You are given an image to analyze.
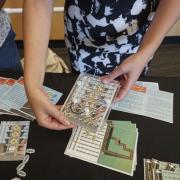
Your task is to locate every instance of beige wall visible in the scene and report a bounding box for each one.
[4,0,65,40]
[4,0,180,40]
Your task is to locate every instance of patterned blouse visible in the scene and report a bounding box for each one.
[64,0,159,75]
[0,10,11,48]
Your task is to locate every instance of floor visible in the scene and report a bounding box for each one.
[147,44,180,77]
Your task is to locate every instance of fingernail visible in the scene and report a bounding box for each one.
[65,121,71,126]
[114,97,120,102]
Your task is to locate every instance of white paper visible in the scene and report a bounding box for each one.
[145,91,173,123]
[65,125,107,163]
[136,81,159,91]
[112,82,173,123]
[65,121,138,176]
[0,78,17,115]
[0,77,63,120]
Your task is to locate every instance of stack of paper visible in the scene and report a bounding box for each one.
[0,76,63,120]
[112,81,174,123]
[0,121,30,161]
[65,120,138,176]
[144,158,180,180]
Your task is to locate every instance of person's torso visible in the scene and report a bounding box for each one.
[64,0,159,75]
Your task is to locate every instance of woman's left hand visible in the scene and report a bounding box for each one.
[101,52,149,101]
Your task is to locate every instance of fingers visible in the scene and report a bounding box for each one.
[28,87,73,131]
[101,66,125,83]
[39,116,74,130]
[115,74,137,101]
[100,65,130,101]
[115,83,130,101]
[47,103,71,126]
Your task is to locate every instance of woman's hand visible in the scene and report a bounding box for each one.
[101,52,148,101]
[26,86,74,130]
[101,0,180,102]
[23,0,69,130]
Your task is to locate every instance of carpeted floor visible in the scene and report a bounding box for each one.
[147,44,180,77]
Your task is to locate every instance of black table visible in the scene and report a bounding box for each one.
[0,72,180,180]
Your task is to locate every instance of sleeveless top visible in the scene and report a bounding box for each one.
[64,0,159,75]
[0,10,20,69]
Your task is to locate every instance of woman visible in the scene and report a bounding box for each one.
[23,0,180,130]
[0,0,22,72]
[64,0,157,75]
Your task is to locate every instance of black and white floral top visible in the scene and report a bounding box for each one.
[0,10,11,48]
[64,0,159,75]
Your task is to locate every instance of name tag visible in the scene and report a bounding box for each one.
[127,19,139,36]
[148,12,155,21]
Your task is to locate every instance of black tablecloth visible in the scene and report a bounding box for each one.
[0,72,180,180]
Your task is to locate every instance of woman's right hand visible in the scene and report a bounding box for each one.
[23,0,73,130]
[27,86,74,130]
